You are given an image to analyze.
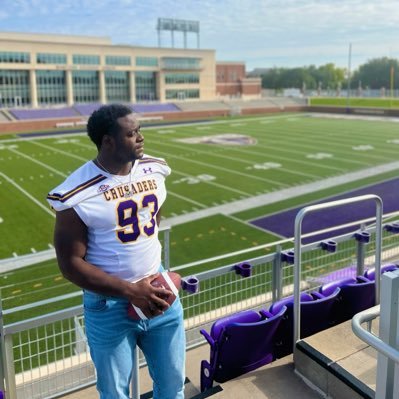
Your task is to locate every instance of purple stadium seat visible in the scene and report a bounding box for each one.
[269,288,341,359]
[132,103,181,113]
[268,292,314,313]
[318,277,357,296]
[364,263,399,280]
[199,306,286,392]
[74,103,103,116]
[10,107,78,120]
[319,276,375,324]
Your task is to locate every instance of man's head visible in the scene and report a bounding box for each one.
[87,103,133,150]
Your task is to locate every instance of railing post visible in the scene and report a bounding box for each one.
[4,335,17,399]
[272,245,283,303]
[131,347,140,399]
[356,224,367,276]
[0,297,6,396]
[375,270,399,399]
[162,227,171,271]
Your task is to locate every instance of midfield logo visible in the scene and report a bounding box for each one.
[178,134,256,146]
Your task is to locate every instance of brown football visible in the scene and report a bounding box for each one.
[127,271,181,320]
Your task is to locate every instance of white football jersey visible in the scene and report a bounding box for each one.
[47,154,171,282]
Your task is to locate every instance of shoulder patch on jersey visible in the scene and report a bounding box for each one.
[138,157,167,166]
[47,174,107,203]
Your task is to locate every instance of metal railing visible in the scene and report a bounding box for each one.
[2,206,399,398]
[352,269,399,399]
[293,194,383,346]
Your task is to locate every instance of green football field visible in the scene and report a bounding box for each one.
[1,112,399,313]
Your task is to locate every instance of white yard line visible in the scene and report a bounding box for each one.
[167,191,207,208]
[150,148,289,187]
[223,213,282,236]
[0,172,55,217]
[172,169,249,197]
[31,140,89,162]
[254,139,371,166]
[146,139,321,180]
[8,148,67,177]
[224,144,346,172]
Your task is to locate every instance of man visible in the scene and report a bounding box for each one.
[47,104,185,399]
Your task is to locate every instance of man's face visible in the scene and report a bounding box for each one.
[113,113,144,162]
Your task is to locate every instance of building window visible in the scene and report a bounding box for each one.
[37,53,67,64]
[161,57,201,70]
[105,55,131,66]
[73,54,100,65]
[36,70,66,105]
[72,71,99,103]
[165,89,199,100]
[135,72,157,101]
[0,70,30,107]
[105,71,130,102]
[164,73,199,84]
[0,52,30,63]
[136,57,158,67]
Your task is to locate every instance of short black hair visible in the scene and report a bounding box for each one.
[87,103,133,149]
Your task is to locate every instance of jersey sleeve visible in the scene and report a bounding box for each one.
[46,164,108,212]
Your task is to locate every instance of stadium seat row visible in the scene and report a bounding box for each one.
[199,263,399,392]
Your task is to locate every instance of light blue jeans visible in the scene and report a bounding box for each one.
[83,286,185,399]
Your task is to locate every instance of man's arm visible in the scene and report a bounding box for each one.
[54,208,170,317]
[156,206,162,227]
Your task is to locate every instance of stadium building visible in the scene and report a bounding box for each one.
[0,31,260,109]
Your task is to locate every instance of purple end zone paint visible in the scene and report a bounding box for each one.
[250,177,399,243]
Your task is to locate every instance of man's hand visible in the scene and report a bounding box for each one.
[127,273,173,318]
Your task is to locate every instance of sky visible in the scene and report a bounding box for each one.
[0,0,399,71]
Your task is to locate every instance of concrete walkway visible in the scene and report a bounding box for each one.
[60,344,321,399]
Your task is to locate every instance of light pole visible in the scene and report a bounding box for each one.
[346,43,352,112]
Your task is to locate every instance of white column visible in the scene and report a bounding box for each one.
[99,70,106,104]
[157,72,165,102]
[29,70,38,108]
[66,70,73,106]
[129,71,136,103]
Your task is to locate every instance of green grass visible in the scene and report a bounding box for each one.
[310,97,399,108]
[2,112,399,313]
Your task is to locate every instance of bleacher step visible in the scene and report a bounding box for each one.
[294,319,378,399]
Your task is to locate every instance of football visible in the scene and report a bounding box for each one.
[127,271,181,320]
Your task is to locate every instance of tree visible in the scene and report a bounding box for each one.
[351,57,399,90]
[260,64,345,90]
[314,63,345,90]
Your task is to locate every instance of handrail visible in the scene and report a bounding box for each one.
[293,194,383,346]
[352,305,399,364]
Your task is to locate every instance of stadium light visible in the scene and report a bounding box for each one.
[157,18,200,49]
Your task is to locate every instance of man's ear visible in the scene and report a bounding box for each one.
[101,134,114,149]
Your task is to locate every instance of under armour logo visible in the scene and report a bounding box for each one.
[143,167,152,174]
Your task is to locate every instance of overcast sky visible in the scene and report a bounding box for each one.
[1,0,398,70]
